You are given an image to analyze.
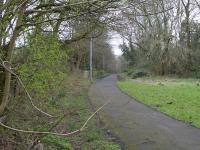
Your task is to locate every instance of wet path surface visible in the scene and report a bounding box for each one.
[89,75,200,150]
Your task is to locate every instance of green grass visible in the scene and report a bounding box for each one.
[118,77,200,127]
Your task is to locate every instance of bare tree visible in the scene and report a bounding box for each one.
[0,0,118,115]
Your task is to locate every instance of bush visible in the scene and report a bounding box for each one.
[132,71,149,79]
[117,74,125,81]
[17,33,68,100]
[124,68,149,79]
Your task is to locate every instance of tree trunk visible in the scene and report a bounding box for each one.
[0,71,5,104]
[185,9,191,49]
[0,64,11,115]
[181,0,192,73]
[0,8,24,116]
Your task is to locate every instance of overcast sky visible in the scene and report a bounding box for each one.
[108,31,123,56]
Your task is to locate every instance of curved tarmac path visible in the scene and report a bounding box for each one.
[89,75,200,150]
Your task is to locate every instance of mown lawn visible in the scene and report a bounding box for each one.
[118,77,200,128]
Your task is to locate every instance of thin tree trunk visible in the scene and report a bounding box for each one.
[0,9,24,116]
[181,0,191,72]
[0,66,5,101]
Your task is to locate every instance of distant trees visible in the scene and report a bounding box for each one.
[118,0,200,76]
[120,37,137,67]
[67,28,116,74]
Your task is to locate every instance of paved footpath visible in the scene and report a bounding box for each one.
[89,75,200,150]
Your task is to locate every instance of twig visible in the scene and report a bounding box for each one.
[80,100,110,131]
[0,122,80,136]
[0,100,110,136]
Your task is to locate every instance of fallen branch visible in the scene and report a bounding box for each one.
[0,122,80,136]
[0,100,110,136]
[80,100,110,131]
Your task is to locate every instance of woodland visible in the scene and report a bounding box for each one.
[0,0,200,149]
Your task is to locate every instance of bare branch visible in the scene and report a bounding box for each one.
[0,59,54,117]
[194,0,200,10]
[0,100,110,136]
[80,100,110,131]
[122,7,174,17]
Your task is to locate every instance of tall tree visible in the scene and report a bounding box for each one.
[0,0,118,115]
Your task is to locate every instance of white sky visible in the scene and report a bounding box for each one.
[108,32,123,56]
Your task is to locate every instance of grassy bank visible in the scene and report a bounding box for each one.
[0,75,120,149]
[118,77,200,128]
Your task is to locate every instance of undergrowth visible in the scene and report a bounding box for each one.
[0,75,120,149]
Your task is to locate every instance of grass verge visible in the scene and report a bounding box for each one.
[0,75,120,150]
[118,77,200,128]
